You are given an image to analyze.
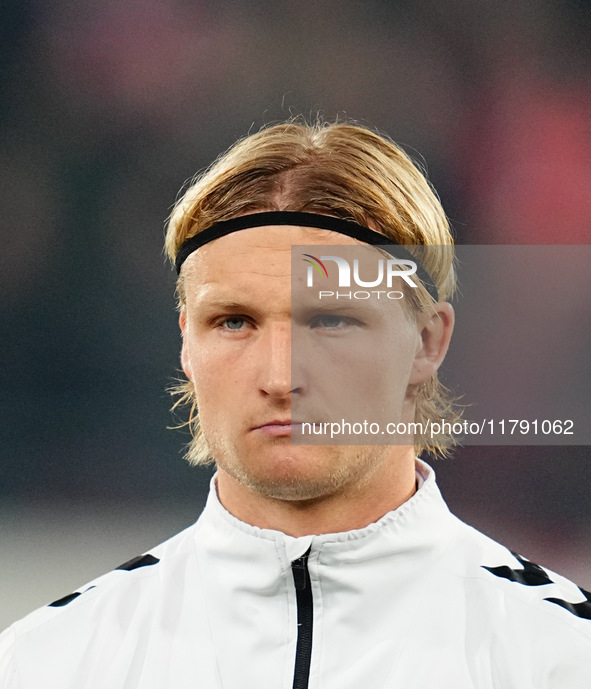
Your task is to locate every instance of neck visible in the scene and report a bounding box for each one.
[215,449,418,537]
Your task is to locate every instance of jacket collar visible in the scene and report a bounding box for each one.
[193,459,457,566]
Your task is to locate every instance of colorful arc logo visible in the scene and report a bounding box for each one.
[302,254,328,278]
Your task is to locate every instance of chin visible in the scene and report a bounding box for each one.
[216,443,337,499]
[240,470,343,502]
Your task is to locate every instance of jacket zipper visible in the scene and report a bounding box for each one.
[291,547,313,689]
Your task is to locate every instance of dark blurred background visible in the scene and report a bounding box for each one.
[1,0,590,629]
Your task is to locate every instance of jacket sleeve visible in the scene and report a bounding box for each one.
[0,628,19,689]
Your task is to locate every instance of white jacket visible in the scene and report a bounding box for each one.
[1,460,590,688]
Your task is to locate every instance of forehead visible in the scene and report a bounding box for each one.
[181,225,365,289]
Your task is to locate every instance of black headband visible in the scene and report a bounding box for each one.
[175,211,439,301]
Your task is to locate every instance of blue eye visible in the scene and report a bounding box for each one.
[222,316,246,330]
[310,314,355,329]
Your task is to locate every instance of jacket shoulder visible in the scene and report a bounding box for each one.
[446,516,591,640]
[3,521,200,687]
[0,628,18,689]
[16,521,196,631]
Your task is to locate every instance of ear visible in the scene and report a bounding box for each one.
[409,302,454,385]
[179,309,193,381]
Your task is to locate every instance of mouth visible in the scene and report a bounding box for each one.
[252,420,305,437]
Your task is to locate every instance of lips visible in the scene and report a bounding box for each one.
[256,419,292,429]
[252,420,305,437]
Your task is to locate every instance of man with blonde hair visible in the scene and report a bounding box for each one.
[1,120,589,688]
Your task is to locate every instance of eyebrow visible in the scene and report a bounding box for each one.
[297,301,377,312]
[192,297,258,313]
[292,297,390,320]
[198,298,246,309]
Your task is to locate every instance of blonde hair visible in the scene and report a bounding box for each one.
[165,119,460,464]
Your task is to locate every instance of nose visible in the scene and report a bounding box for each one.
[257,322,302,398]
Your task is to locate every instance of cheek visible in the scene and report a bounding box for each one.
[183,336,215,402]
[307,332,416,417]
[371,327,418,393]
[190,349,218,401]
[188,339,249,409]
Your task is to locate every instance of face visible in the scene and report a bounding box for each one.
[180,226,443,502]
